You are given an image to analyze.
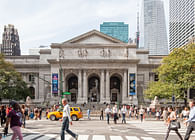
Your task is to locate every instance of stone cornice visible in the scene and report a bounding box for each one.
[137,64,160,68]
[39,49,51,54]
[13,64,50,68]
[47,59,140,64]
[136,50,149,54]
[5,55,40,59]
[148,55,167,59]
[51,43,136,49]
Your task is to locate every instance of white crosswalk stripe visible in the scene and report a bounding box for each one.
[2,134,155,140]
[92,135,105,140]
[110,136,123,140]
[128,121,195,136]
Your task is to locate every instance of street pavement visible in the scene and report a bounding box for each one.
[1,118,195,140]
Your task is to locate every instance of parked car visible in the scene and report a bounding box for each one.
[47,107,83,121]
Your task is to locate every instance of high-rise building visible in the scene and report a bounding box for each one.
[169,0,195,51]
[139,0,168,55]
[1,24,21,56]
[100,22,129,43]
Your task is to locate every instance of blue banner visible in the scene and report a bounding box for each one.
[52,73,58,95]
[129,73,136,95]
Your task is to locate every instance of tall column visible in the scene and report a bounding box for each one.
[83,70,88,103]
[77,70,83,104]
[105,70,110,103]
[122,70,128,104]
[100,70,105,103]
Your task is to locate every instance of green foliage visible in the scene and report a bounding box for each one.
[0,54,30,100]
[145,44,195,100]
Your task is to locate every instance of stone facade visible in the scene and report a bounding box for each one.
[5,30,164,105]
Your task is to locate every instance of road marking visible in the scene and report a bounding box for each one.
[126,136,140,140]
[78,135,89,140]
[141,137,155,140]
[37,134,57,140]
[110,136,123,140]
[23,134,40,139]
[56,135,72,140]
[92,135,105,140]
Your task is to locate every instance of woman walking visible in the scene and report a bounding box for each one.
[164,106,183,140]
[4,102,23,140]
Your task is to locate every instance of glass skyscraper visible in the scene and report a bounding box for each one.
[169,0,195,51]
[100,22,129,43]
[139,0,168,55]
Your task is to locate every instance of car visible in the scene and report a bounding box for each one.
[47,107,83,121]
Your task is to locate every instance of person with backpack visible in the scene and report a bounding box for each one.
[164,106,183,140]
[4,101,23,140]
[0,106,6,127]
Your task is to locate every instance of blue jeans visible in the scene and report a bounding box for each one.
[122,113,126,124]
[106,114,110,124]
[61,117,76,140]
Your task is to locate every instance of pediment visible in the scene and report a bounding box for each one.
[63,30,125,44]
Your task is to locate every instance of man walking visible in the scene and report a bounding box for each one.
[121,105,127,124]
[61,98,78,140]
[105,105,111,124]
[184,99,195,140]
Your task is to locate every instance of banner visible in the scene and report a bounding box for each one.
[129,73,136,95]
[52,73,58,95]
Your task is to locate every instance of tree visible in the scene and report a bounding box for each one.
[145,44,195,101]
[0,54,31,100]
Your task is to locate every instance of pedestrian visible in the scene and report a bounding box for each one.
[0,106,6,127]
[164,106,183,140]
[105,105,111,124]
[184,99,195,140]
[100,108,104,120]
[21,105,26,128]
[181,107,190,121]
[29,110,34,119]
[113,104,118,124]
[39,108,42,120]
[121,105,127,124]
[34,107,38,120]
[24,107,29,120]
[161,107,168,123]
[139,107,145,122]
[87,109,91,120]
[60,98,78,140]
[156,109,160,120]
[4,101,23,140]
[0,133,2,140]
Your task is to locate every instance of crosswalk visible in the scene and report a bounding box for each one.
[2,134,155,140]
[128,121,195,136]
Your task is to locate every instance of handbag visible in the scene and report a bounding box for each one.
[169,121,181,130]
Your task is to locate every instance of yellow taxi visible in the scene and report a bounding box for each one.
[47,107,83,121]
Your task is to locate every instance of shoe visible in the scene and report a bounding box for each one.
[75,134,78,140]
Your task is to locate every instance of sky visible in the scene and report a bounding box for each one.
[0,0,169,55]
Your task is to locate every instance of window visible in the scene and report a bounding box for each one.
[29,74,35,82]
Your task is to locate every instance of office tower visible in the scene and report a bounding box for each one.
[100,22,129,43]
[1,24,21,56]
[139,0,168,55]
[169,0,195,51]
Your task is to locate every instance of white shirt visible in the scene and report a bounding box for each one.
[121,108,127,114]
[113,107,118,114]
[105,108,111,114]
[63,104,72,122]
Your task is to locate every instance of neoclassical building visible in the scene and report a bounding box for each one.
[5,30,164,105]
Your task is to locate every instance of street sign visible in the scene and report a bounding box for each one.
[62,92,71,95]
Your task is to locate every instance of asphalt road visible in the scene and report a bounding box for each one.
[1,118,195,140]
